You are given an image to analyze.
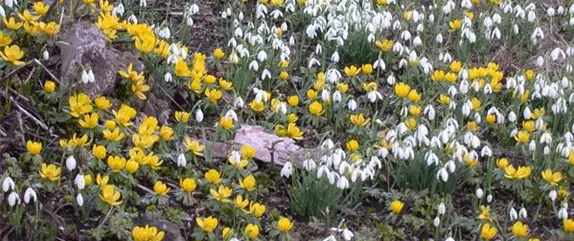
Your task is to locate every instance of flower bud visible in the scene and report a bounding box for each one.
[23,187,37,204]
[43,50,49,60]
[75,174,86,190]
[475,188,484,199]
[66,155,77,171]
[7,191,20,206]
[77,193,84,206]
[177,153,187,167]
[195,109,204,122]
[2,176,15,192]
[509,208,518,221]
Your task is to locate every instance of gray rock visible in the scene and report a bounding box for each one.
[140,212,186,241]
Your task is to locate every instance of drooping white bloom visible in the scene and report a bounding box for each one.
[476,188,484,198]
[509,208,518,221]
[75,174,85,190]
[433,216,440,227]
[43,50,49,60]
[195,109,204,122]
[66,155,77,171]
[438,203,446,215]
[87,70,95,83]
[23,187,37,204]
[281,162,293,178]
[341,229,354,241]
[177,153,187,167]
[139,0,147,7]
[76,193,84,206]
[7,191,19,206]
[519,207,527,219]
[549,190,557,202]
[2,176,15,192]
[81,70,89,84]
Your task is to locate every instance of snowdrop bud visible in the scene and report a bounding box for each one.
[159,27,171,39]
[238,11,244,21]
[333,91,342,103]
[66,155,77,171]
[331,51,340,63]
[536,56,545,67]
[139,0,147,7]
[185,17,194,26]
[336,176,349,189]
[8,191,19,206]
[475,188,484,198]
[438,168,449,182]
[436,33,443,44]
[164,72,172,82]
[75,174,85,190]
[446,161,456,173]
[558,6,564,15]
[81,70,89,84]
[88,70,95,83]
[112,3,125,16]
[519,207,527,219]
[508,111,516,122]
[128,14,138,24]
[549,190,557,201]
[547,8,555,17]
[438,202,446,215]
[387,75,396,85]
[559,207,568,219]
[195,109,204,122]
[347,99,357,111]
[23,187,36,204]
[2,176,15,192]
[76,193,84,206]
[523,107,532,119]
[280,162,293,178]
[487,194,493,203]
[509,208,518,221]
[321,89,330,102]
[433,216,440,227]
[177,153,187,167]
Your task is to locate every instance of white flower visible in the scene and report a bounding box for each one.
[280,162,293,178]
[66,155,77,171]
[139,0,147,7]
[81,70,89,84]
[433,216,440,227]
[536,56,545,67]
[128,14,138,24]
[347,99,357,111]
[158,27,171,39]
[88,70,95,83]
[7,191,20,206]
[303,159,316,171]
[508,111,517,122]
[509,208,518,221]
[475,188,484,198]
[0,6,5,17]
[257,51,268,62]
[549,190,557,202]
[2,176,15,192]
[112,3,125,16]
[437,168,449,182]
[42,50,49,60]
[336,176,349,189]
[5,0,15,9]
[519,207,527,219]
[177,153,187,167]
[23,187,37,204]
[331,51,340,63]
[262,69,272,79]
[558,207,569,219]
[438,203,446,215]
[77,193,84,206]
[75,174,86,190]
[249,61,259,71]
[195,109,204,122]
[551,47,566,61]
[547,7,556,16]
[164,72,172,82]
[333,91,342,103]
[225,109,238,121]
[234,96,245,109]
[342,229,354,241]
[445,237,455,241]
[487,194,493,203]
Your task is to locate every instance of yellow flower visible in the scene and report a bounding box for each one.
[125,160,139,174]
[153,181,170,196]
[431,70,445,82]
[275,125,287,137]
[564,219,574,232]
[405,118,417,130]
[174,111,190,123]
[2,17,23,30]
[131,80,150,100]
[179,178,197,193]
[196,217,218,233]
[113,104,137,126]
[463,153,478,167]
[376,0,387,5]
[39,163,61,181]
[222,227,232,239]
[96,173,109,186]
[390,200,404,214]
[438,95,451,105]
[287,95,299,106]
[337,83,349,93]
[308,101,324,116]
[218,116,234,130]
[346,139,359,153]
[239,175,257,191]
[496,158,509,169]
[99,0,114,14]
[134,35,156,54]
[350,113,370,127]
[449,19,462,31]
[344,65,361,77]
[84,174,93,186]
[94,96,112,110]
[485,114,496,124]
[132,133,159,149]
[249,202,266,217]
[249,100,265,112]
[26,140,42,155]
[205,88,222,103]
[38,22,60,36]
[407,89,421,102]
[375,39,393,52]
[287,113,299,123]
[184,137,204,156]
[514,131,530,144]
[93,145,107,160]
[541,169,563,186]
[480,223,497,240]
[18,10,40,23]
[99,184,122,206]
[210,185,232,202]
[279,71,289,81]
[444,72,457,83]
[278,217,293,232]
[33,2,51,15]
[394,82,411,98]
[479,205,490,220]
[43,80,56,93]
[287,123,304,140]
[205,169,222,184]
[306,89,318,100]
[68,93,93,118]
[0,31,12,47]
[159,126,174,141]
[103,127,125,141]
[409,105,422,116]
[219,78,233,90]
[240,145,256,159]
[107,156,126,172]
[524,69,535,81]
[213,48,225,60]
[231,195,250,211]
[79,113,99,129]
[0,45,25,65]
[504,165,532,179]
[450,61,463,73]
[132,225,165,241]
[104,120,116,130]
[512,221,528,237]
[465,11,475,20]
[244,224,260,240]
[361,64,373,74]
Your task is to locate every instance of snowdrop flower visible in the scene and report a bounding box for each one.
[487,194,493,203]
[508,111,517,122]
[195,109,204,122]
[257,51,268,62]
[438,203,446,215]
[5,0,15,8]
[331,51,340,63]
[519,207,527,219]
[128,14,138,24]
[437,168,449,182]
[262,69,272,79]
[66,155,77,171]
[225,110,238,121]
[43,50,49,60]
[0,6,5,17]
[164,72,172,82]
[476,188,484,198]
[549,190,557,202]
[23,187,37,204]
[386,75,396,85]
[281,162,293,178]
[77,193,84,206]
[158,27,171,39]
[374,59,386,70]
[177,153,187,167]
[303,159,317,171]
[436,33,443,44]
[87,70,95,83]
[333,91,342,103]
[433,216,440,227]
[551,47,566,61]
[509,208,518,221]
[8,191,19,206]
[2,176,15,192]
[81,70,89,84]
[347,99,357,111]
[445,237,455,241]
[548,7,556,16]
[536,56,545,67]
[336,176,349,189]
[342,229,354,241]
[139,0,147,7]
[75,174,85,190]
[234,96,245,109]
[249,60,259,71]
[558,207,568,219]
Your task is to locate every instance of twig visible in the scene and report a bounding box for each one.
[0,91,49,131]
[33,59,61,84]
[157,83,184,110]
[135,183,155,194]
[1,60,34,81]
[16,112,25,144]
[97,206,115,229]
